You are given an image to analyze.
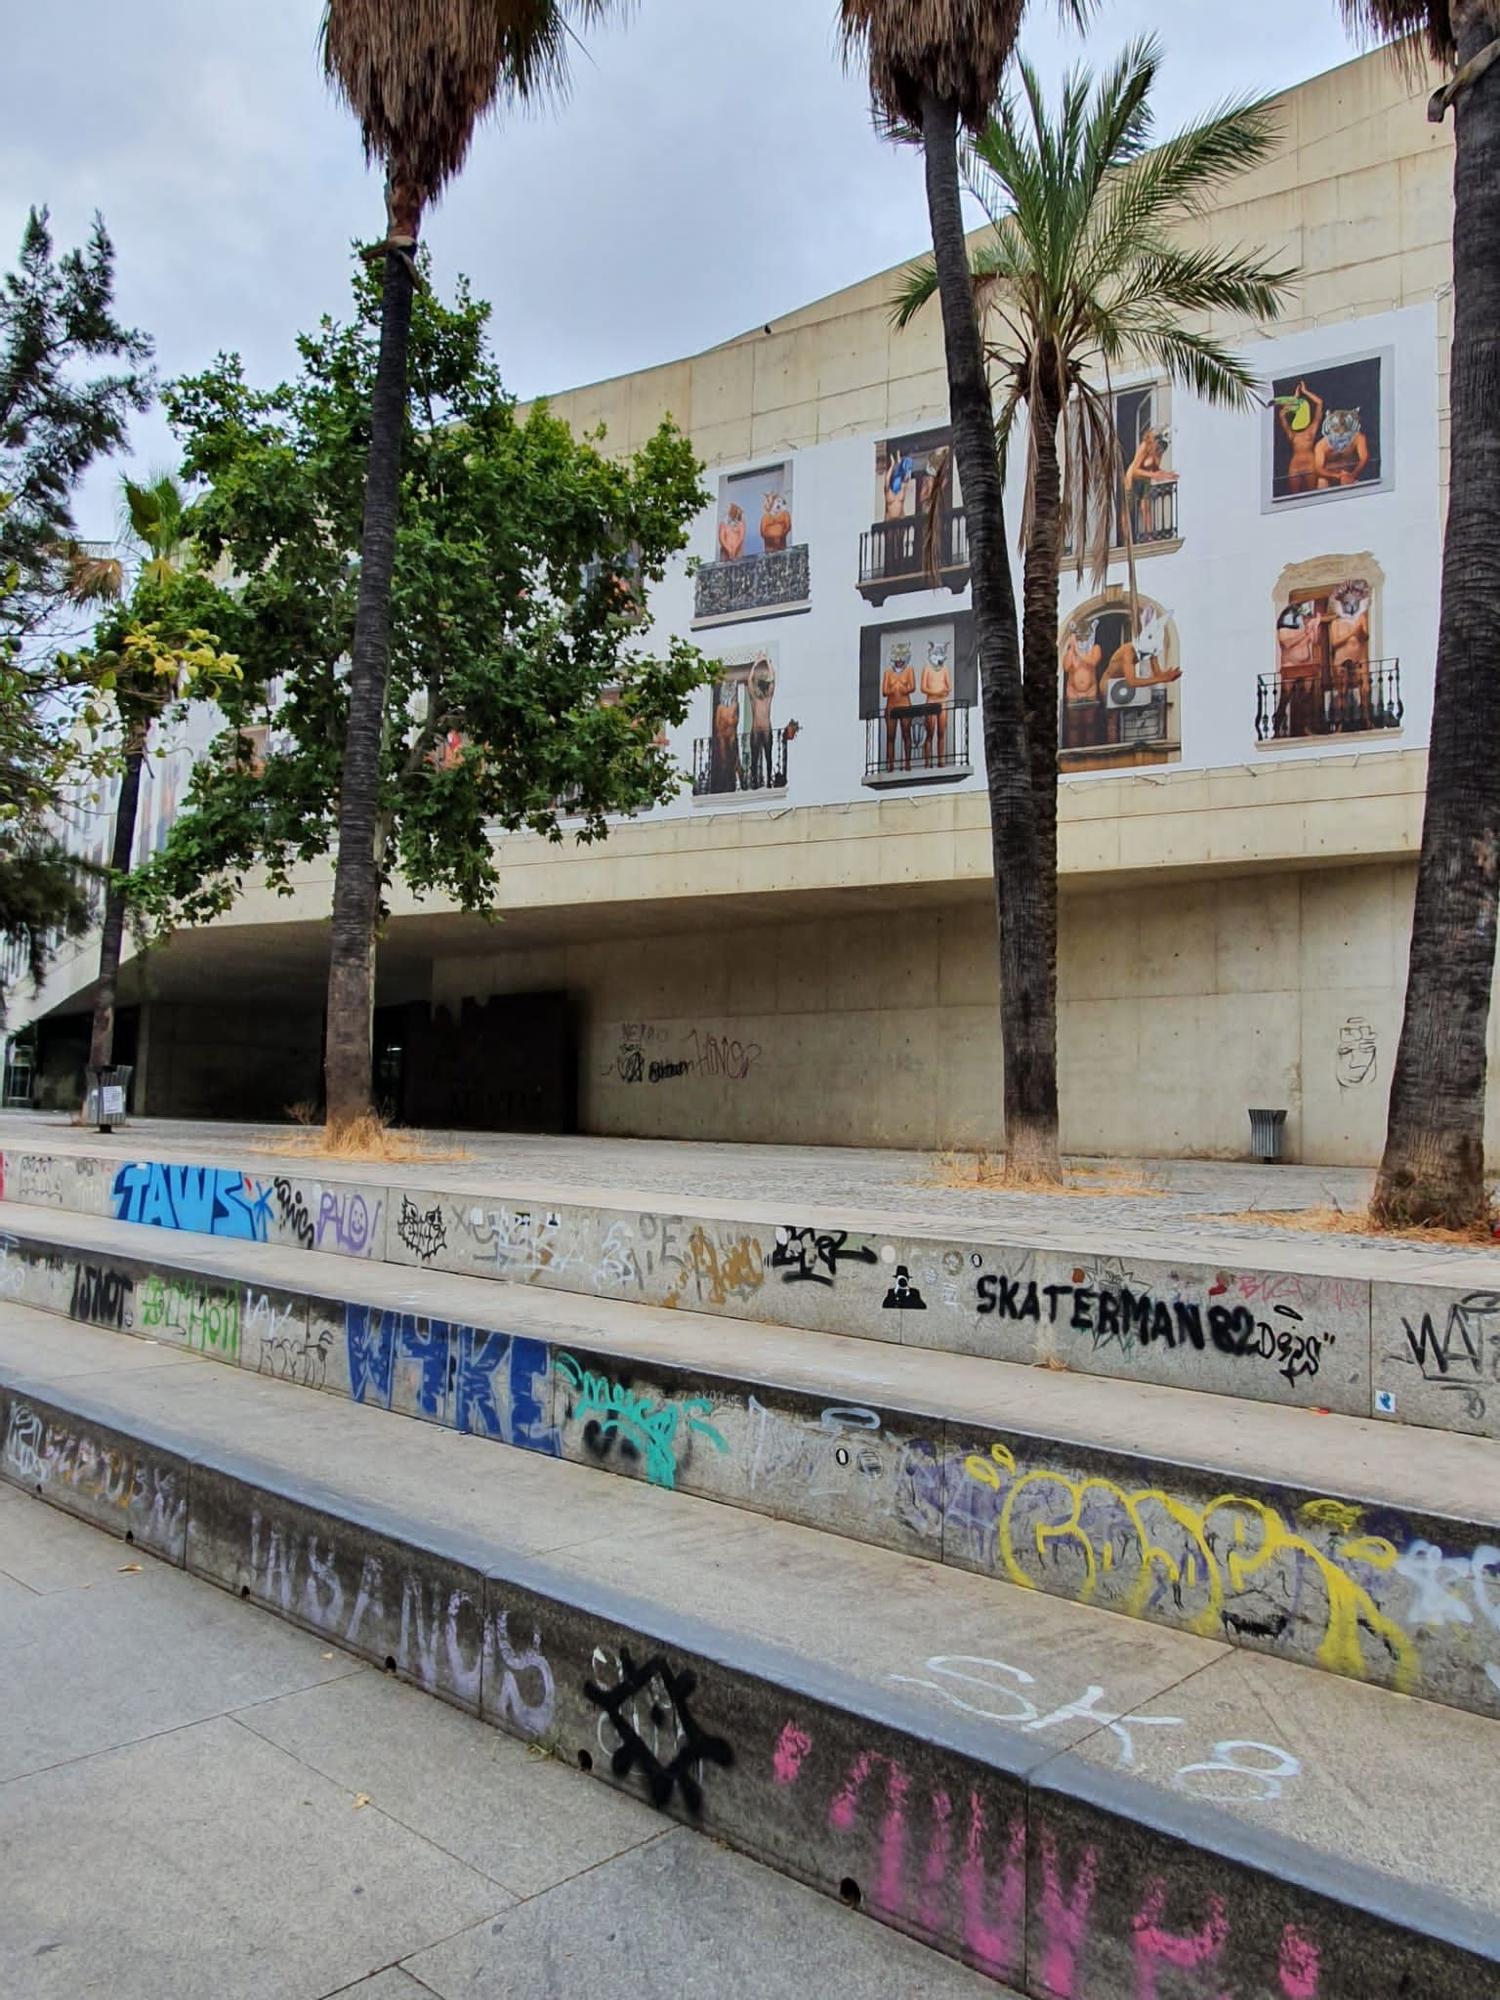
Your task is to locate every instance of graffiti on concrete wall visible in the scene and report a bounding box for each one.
[555,1352,727,1490]
[396,1194,447,1264]
[273,1178,316,1251]
[240,1509,554,1728]
[315,1189,382,1257]
[139,1271,240,1362]
[455,1201,572,1283]
[770,1716,1324,1993]
[976,1266,1336,1388]
[605,1021,763,1086]
[585,1643,733,1813]
[930,1436,1500,1708]
[113,1161,273,1242]
[1,1397,185,1548]
[70,1260,134,1330]
[343,1304,558,1450]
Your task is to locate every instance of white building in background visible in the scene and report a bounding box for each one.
[20,47,1482,1167]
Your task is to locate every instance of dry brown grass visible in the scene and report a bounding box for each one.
[929,1151,1170,1199]
[252,1112,470,1167]
[1213,1203,1500,1248]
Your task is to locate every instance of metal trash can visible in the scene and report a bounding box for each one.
[85,1064,134,1133]
[1249,1106,1287,1163]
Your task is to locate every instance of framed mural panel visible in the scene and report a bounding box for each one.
[1257,557,1401,744]
[1263,349,1393,511]
[691,642,796,801]
[693,461,810,627]
[857,427,969,605]
[858,611,977,786]
[1057,594,1181,773]
[1064,381,1179,559]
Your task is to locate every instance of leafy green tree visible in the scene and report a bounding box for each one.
[129,265,710,1054]
[0,208,152,1018]
[839,0,1093,1181]
[1330,5,1500,1225]
[318,0,633,1129]
[894,38,1291,1042]
[61,473,240,1073]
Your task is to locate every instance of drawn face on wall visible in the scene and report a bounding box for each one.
[1332,580,1370,620]
[1336,1016,1378,1089]
[1322,409,1363,453]
[927,640,949,671]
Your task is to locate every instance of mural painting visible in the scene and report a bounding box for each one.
[857,426,969,605]
[694,644,796,799]
[1267,353,1388,508]
[694,461,810,626]
[1258,569,1401,742]
[859,613,976,786]
[1057,595,1181,772]
[1066,381,1178,557]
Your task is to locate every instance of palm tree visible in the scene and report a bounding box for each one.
[892,39,1293,1011]
[1334,6,1500,1227]
[839,0,1094,1179]
[87,475,196,1080]
[318,0,627,1130]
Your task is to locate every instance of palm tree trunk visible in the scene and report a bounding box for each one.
[919,91,1060,1177]
[1372,16,1500,1229]
[1022,378,1064,1005]
[88,719,148,1075]
[324,241,414,1129]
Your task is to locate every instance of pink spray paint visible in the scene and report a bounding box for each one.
[772,1720,812,1786]
[960,1791,1026,1980]
[826,1752,910,1917]
[1279,1925,1322,1999]
[1131,1879,1230,2000]
[919,1789,953,1932]
[1037,1830,1099,2000]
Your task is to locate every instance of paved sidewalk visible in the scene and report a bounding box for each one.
[0,1486,1005,2000]
[0,1108,1425,1242]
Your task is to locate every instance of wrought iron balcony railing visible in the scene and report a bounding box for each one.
[692,726,793,798]
[862,703,972,786]
[1064,476,1179,558]
[692,546,810,626]
[857,510,970,605]
[1255,658,1403,743]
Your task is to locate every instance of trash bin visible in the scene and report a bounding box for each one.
[85,1064,134,1133]
[1249,1107,1288,1163]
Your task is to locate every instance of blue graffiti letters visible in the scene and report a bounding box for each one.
[112,1161,272,1243]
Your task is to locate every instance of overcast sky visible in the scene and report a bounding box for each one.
[2,1,1362,544]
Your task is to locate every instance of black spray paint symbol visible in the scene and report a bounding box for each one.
[397,1195,447,1264]
[882,1264,926,1311]
[584,1649,732,1814]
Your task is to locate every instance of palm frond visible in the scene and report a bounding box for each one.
[320,0,633,214]
[1337,0,1454,65]
[838,0,1026,130]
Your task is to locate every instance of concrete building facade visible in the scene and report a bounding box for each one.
[28,46,1488,1165]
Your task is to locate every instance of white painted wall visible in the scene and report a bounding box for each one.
[627,300,1440,819]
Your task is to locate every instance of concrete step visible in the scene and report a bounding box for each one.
[8,1136,1500,1441]
[0,1295,1496,1998]
[4,1201,1500,1730]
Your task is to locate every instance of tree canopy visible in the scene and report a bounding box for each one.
[131,259,711,933]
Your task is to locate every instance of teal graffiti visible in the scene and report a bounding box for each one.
[555,1353,727,1490]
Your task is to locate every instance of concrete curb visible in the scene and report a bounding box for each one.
[1,1365,1494,1999]
[8,1141,1500,1438]
[5,1218,1500,1723]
